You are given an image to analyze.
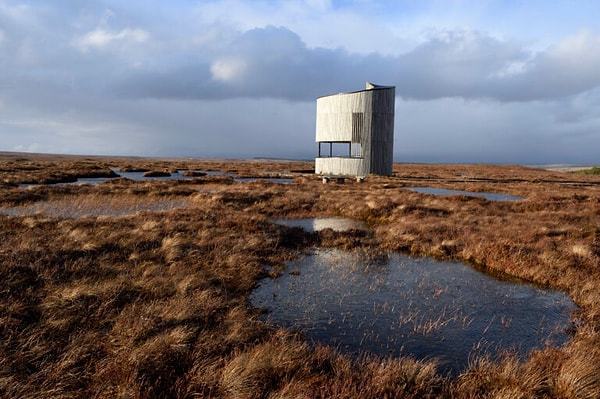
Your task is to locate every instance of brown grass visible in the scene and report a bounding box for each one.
[0,154,599,398]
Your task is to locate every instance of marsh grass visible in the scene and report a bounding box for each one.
[573,166,600,175]
[396,306,474,336]
[0,156,598,398]
[1,194,190,218]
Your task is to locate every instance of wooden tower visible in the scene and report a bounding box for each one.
[315,82,395,177]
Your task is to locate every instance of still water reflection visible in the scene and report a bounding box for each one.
[250,248,576,375]
[19,170,294,186]
[404,187,524,201]
[273,217,367,232]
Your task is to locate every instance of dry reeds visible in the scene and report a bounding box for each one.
[1,157,599,398]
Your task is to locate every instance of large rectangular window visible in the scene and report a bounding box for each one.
[318,142,362,158]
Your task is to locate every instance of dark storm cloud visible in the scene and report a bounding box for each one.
[4,1,600,104]
[1,1,599,163]
[108,25,600,103]
[114,26,352,100]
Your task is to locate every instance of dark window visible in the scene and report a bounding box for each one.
[352,113,364,143]
[318,142,362,158]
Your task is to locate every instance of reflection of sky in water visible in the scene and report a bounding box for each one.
[251,248,576,376]
[233,177,294,184]
[404,187,524,201]
[19,169,293,187]
[117,170,293,183]
[113,170,188,181]
[273,217,367,232]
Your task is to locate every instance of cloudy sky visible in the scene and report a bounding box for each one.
[1,0,599,164]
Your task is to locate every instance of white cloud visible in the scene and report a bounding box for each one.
[544,30,600,77]
[304,0,332,13]
[73,27,150,52]
[490,60,530,78]
[494,30,600,101]
[0,2,35,24]
[186,0,409,55]
[114,26,600,103]
[210,58,248,82]
[2,1,600,164]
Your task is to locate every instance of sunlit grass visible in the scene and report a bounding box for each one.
[0,155,598,398]
[1,193,190,217]
[573,166,600,175]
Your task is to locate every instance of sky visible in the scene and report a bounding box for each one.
[1,0,600,164]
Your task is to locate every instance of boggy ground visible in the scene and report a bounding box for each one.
[0,154,599,398]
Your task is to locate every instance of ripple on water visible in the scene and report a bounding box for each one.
[250,248,576,376]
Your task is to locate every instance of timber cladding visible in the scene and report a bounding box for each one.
[315,82,395,177]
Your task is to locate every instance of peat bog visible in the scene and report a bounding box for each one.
[251,248,576,376]
[1,154,599,398]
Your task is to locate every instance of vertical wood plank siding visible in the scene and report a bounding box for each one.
[316,92,369,142]
[315,83,395,176]
[315,157,364,176]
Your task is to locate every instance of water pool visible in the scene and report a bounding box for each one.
[251,248,576,375]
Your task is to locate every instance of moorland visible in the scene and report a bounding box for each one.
[0,152,599,398]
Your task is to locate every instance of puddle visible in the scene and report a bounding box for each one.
[0,197,189,218]
[112,169,197,182]
[235,177,294,184]
[250,248,576,376]
[19,170,294,187]
[273,217,367,232]
[116,170,293,184]
[404,187,523,201]
[16,171,192,187]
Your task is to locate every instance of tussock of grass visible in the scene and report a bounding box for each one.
[1,157,599,398]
